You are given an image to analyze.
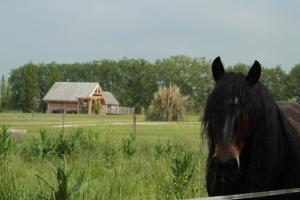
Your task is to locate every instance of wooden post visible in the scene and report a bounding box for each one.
[47,102,50,113]
[88,99,92,115]
[132,114,136,138]
[77,100,80,115]
[97,99,101,114]
[62,103,65,133]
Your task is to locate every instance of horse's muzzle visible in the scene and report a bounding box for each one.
[210,156,240,183]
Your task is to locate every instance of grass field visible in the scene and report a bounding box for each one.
[0,113,208,200]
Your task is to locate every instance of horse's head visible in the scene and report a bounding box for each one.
[203,57,261,184]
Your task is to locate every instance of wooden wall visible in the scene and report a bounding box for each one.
[47,101,78,113]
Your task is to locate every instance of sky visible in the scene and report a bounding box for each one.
[1,0,300,76]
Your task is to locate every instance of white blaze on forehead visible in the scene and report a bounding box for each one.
[233,97,239,104]
[229,97,239,105]
[222,97,240,143]
[236,155,240,168]
[222,115,235,144]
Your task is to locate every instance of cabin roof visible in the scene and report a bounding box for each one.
[103,91,119,105]
[43,82,119,105]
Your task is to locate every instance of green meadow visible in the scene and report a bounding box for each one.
[0,113,208,200]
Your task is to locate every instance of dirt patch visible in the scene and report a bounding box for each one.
[52,124,97,128]
[51,122,200,128]
[109,122,200,126]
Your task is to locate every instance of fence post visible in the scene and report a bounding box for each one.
[62,103,66,133]
[133,115,136,138]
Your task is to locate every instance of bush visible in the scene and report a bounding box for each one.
[121,134,137,158]
[30,129,82,159]
[154,140,185,159]
[146,84,187,121]
[32,130,56,158]
[170,150,195,198]
[102,141,117,168]
[55,129,81,158]
[0,126,13,159]
[287,97,298,104]
[92,102,102,114]
[36,159,85,200]
[78,129,100,151]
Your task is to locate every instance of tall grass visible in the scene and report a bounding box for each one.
[0,126,13,159]
[0,119,207,199]
[121,134,137,158]
[36,158,85,200]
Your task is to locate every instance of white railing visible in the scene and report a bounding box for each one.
[100,105,134,115]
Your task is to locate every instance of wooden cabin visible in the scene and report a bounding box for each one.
[43,82,130,115]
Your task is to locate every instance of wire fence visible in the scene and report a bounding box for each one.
[184,188,300,200]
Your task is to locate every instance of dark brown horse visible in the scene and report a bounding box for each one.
[203,57,300,199]
[278,102,300,132]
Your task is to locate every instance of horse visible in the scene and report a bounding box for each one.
[202,57,300,199]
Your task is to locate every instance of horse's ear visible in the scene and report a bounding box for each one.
[247,60,261,86]
[212,57,225,82]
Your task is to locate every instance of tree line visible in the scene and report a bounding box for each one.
[0,55,299,113]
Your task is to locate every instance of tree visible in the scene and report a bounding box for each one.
[229,64,289,101]
[155,56,212,112]
[288,64,300,103]
[20,63,39,112]
[116,58,157,112]
[9,67,23,110]
[7,56,295,114]
[0,75,7,111]
[187,57,213,112]
[227,63,249,74]
[260,66,289,101]
[37,63,63,112]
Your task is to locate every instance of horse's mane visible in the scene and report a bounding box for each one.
[203,72,300,190]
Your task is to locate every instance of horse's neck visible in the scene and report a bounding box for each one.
[278,102,300,135]
[244,107,300,188]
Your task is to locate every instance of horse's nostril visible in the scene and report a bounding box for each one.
[226,158,239,170]
[211,157,222,171]
[211,157,239,173]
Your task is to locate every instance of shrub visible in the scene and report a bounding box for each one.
[0,126,13,159]
[154,140,185,158]
[31,129,82,159]
[32,130,56,158]
[146,84,187,121]
[287,97,298,104]
[154,142,165,158]
[92,102,102,114]
[121,134,137,158]
[102,141,117,168]
[36,159,85,200]
[170,150,195,198]
[78,129,100,151]
[55,129,81,158]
